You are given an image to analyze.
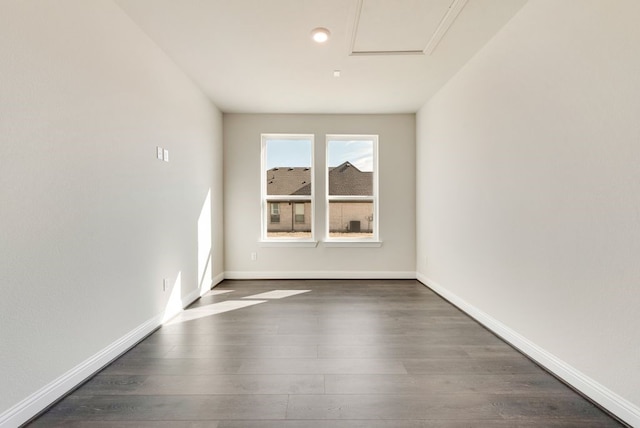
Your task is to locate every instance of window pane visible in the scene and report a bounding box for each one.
[328,201,373,239]
[266,139,312,196]
[269,202,280,223]
[294,202,305,223]
[266,200,312,239]
[327,140,373,196]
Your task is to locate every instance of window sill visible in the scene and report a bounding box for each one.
[323,240,383,248]
[259,240,319,248]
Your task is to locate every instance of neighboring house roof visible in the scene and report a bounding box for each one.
[266,162,372,196]
[266,167,311,195]
[328,162,372,196]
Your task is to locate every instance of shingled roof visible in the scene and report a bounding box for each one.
[328,162,372,196]
[266,167,311,195]
[266,162,372,196]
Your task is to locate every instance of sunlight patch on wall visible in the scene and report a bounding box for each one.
[197,189,212,296]
[161,272,183,324]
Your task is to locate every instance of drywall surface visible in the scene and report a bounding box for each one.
[417,0,639,413]
[0,0,223,419]
[224,114,416,276]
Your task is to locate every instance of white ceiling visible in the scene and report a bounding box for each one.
[114,0,527,114]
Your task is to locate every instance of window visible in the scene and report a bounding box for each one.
[294,202,305,223]
[262,134,314,241]
[326,135,378,241]
[270,203,280,223]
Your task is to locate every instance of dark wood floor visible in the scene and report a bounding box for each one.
[29,279,623,427]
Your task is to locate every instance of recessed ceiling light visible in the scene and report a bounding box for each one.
[311,27,330,43]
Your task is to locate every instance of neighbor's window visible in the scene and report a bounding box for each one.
[270,203,280,223]
[294,203,305,223]
[326,135,378,240]
[262,134,314,240]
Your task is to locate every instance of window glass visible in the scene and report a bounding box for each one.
[327,136,378,240]
[294,202,305,223]
[328,201,374,238]
[270,202,280,223]
[262,135,313,240]
[328,140,373,196]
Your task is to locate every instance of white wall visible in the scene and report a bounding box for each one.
[224,114,415,277]
[0,1,223,425]
[416,0,640,424]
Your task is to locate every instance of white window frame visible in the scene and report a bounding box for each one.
[261,133,317,246]
[325,134,381,246]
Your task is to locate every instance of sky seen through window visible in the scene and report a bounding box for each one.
[265,139,373,171]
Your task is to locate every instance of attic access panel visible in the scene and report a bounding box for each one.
[351,0,466,55]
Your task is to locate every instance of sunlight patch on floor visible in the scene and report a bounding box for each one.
[165,299,266,325]
[203,289,234,297]
[242,290,311,299]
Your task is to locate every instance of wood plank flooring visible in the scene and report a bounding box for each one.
[28,279,624,427]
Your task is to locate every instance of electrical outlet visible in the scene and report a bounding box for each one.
[163,278,169,291]
[156,146,163,160]
[250,252,257,261]
[163,149,169,162]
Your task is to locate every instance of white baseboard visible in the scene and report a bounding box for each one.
[0,278,220,428]
[224,270,416,280]
[186,288,202,306]
[0,313,162,428]
[212,272,225,287]
[416,272,639,427]
[11,272,633,427]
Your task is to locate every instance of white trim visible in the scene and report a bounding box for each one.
[326,195,373,201]
[13,271,635,427]
[0,313,161,428]
[211,272,225,287]
[416,272,640,428]
[185,288,201,307]
[349,0,364,55]
[225,270,415,280]
[198,272,225,297]
[258,240,318,248]
[0,279,218,428]
[423,0,468,55]
[323,240,382,248]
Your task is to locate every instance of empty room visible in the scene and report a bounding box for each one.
[1,0,639,427]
